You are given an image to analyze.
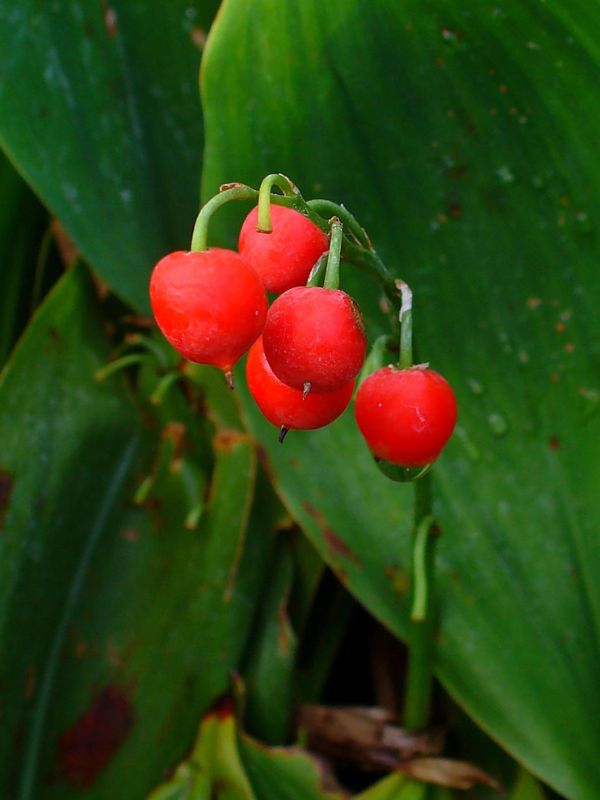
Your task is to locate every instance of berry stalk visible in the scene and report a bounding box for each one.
[307,198,371,249]
[402,473,439,731]
[323,217,343,289]
[190,184,299,252]
[257,173,301,232]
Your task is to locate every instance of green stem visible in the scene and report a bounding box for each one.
[257,173,300,232]
[191,185,254,251]
[123,333,173,367]
[323,218,343,289]
[307,198,371,248]
[411,513,434,622]
[190,184,306,251]
[397,280,413,369]
[341,239,399,308]
[402,474,438,731]
[95,353,155,381]
[150,371,183,405]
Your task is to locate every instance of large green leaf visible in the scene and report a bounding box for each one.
[201,2,600,797]
[0,267,279,799]
[0,266,141,795]
[0,0,219,311]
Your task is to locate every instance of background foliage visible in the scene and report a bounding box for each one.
[0,1,598,798]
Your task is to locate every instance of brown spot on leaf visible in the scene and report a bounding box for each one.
[384,565,410,594]
[102,1,118,37]
[213,429,253,452]
[55,686,133,789]
[548,435,560,450]
[445,163,469,181]
[162,421,186,455]
[43,325,62,353]
[303,502,363,569]
[190,26,207,48]
[24,666,37,700]
[323,529,363,569]
[50,218,79,266]
[277,597,292,654]
[0,469,14,530]
[447,199,462,220]
[74,642,87,659]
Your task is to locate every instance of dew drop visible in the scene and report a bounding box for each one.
[488,412,508,436]
[467,377,484,395]
[575,211,593,235]
[497,165,515,184]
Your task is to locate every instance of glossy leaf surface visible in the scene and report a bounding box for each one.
[0,266,141,796]
[201,2,600,796]
[0,267,276,798]
[0,0,218,311]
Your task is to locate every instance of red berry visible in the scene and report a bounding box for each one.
[246,337,354,435]
[262,286,366,393]
[238,205,329,293]
[354,366,457,467]
[149,248,267,372]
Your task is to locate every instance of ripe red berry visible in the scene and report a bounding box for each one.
[149,248,267,374]
[238,205,329,293]
[354,366,457,467]
[246,337,354,437]
[262,286,366,393]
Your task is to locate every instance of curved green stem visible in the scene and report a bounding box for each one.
[307,198,371,248]
[95,353,155,381]
[323,218,343,289]
[340,239,399,307]
[402,473,438,731]
[397,280,413,369]
[189,179,403,323]
[191,185,256,251]
[150,371,184,405]
[257,173,301,232]
[190,184,307,251]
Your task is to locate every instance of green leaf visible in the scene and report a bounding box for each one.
[35,407,267,799]
[0,267,278,798]
[238,734,344,800]
[0,0,218,311]
[242,540,297,744]
[201,2,600,797]
[0,265,141,796]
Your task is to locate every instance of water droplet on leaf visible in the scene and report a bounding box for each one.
[488,412,508,436]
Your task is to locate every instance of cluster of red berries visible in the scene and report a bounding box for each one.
[150,200,457,473]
